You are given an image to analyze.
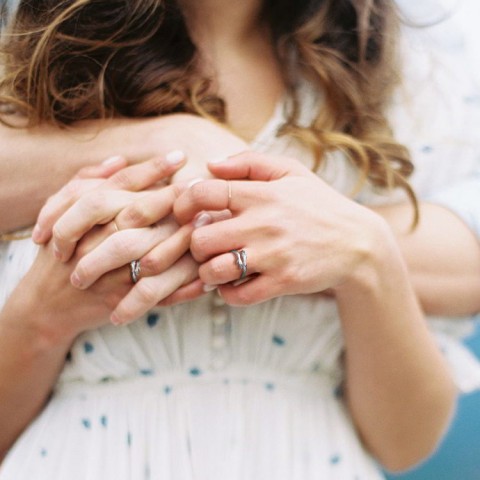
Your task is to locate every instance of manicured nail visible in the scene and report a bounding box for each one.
[166,150,186,165]
[70,272,83,289]
[32,224,43,243]
[209,156,228,164]
[203,284,218,292]
[193,212,212,228]
[188,177,204,188]
[53,244,62,260]
[102,155,124,166]
[110,313,122,326]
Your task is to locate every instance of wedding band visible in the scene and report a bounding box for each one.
[130,259,141,284]
[231,249,247,280]
[227,181,232,209]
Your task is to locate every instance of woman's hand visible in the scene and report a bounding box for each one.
[173,151,388,305]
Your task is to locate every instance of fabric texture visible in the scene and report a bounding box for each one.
[1,4,480,479]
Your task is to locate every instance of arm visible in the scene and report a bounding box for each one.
[171,152,456,472]
[0,115,246,233]
[0,155,195,457]
[374,202,480,316]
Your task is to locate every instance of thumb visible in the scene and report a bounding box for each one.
[208,151,310,181]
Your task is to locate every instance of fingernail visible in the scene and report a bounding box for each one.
[32,224,43,243]
[110,313,123,326]
[53,244,62,260]
[102,155,124,166]
[188,177,204,188]
[203,284,218,292]
[193,212,212,228]
[166,150,186,165]
[209,156,228,164]
[70,272,83,289]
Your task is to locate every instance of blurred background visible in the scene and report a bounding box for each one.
[388,4,480,479]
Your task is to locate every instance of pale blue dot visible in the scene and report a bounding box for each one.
[420,145,433,154]
[100,376,113,383]
[329,454,341,465]
[265,382,275,391]
[81,418,91,429]
[464,94,480,106]
[189,367,202,376]
[100,415,108,427]
[272,334,286,346]
[127,432,132,447]
[83,342,94,354]
[334,384,344,399]
[7,254,13,262]
[164,386,172,395]
[146,313,160,327]
[145,464,151,479]
[223,379,230,385]
[40,448,47,457]
[140,368,154,376]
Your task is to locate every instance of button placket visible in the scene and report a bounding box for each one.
[210,292,231,370]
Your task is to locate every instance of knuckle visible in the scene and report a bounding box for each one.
[190,230,210,259]
[110,169,134,190]
[52,223,67,242]
[142,252,163,275]
[110,232,136,259]
[121,203,150,228]
[134,281,158,305]
[83,190,108,213]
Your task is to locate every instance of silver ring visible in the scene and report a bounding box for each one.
[231,249,247,280]
[130,259,141,284]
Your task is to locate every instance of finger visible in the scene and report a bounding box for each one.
[71,225,175,289]
[217,275,278,306]
[174,179,261,225]
[115,184,183,229]
[189,216,252,263]
[52,190,141,261]
[104,150,186,191]
[75,155,127,179]
[33,157,127,244]
[208,151,312,181]
[111,254,198,325]
[140,223,194,276]
[198,248,256,286]
[33,178,105,244]
[157,279,205,307]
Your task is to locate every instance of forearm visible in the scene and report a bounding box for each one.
[0,290,73,459]
[0,118,163,233]
[0,115,246,233]
[336,216,456,472]
[374,203,480,316]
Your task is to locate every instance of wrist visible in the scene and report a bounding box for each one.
[333,213,408,301]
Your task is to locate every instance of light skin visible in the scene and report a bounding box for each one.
[0,0,476,472]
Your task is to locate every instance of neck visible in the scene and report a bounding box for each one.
[178,0,267,51]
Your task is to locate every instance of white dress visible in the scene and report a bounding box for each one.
[1,6,480,479]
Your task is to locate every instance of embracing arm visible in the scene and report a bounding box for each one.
[0,115,246,233]
[373,202,480,316]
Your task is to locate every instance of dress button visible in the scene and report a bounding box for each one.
[212,308,227,326]
[212,334,227,350]
[212,292,226,307]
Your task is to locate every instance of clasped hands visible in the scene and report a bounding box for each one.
[33,149,384,329]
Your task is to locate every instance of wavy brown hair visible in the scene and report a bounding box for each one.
[0,0,417,213]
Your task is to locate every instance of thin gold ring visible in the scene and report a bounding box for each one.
[227,181,232,209]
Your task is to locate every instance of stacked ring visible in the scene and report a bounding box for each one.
[130,259,141,284]
[231,249,247,280]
